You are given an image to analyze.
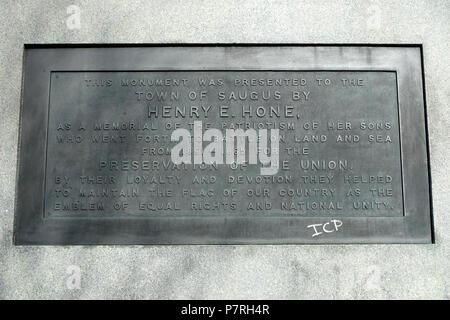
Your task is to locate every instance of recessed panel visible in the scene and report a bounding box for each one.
[45,71,403,218]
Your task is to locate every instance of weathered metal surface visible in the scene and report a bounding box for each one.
[14,45,432,244]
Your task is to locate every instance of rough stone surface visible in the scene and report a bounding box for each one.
[0,0,449,299]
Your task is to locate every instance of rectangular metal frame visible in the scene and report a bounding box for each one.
[14,44,433,244]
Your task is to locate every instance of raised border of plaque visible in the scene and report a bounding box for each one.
[14,44,433,244]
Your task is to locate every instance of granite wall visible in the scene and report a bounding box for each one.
[0,0,449,299]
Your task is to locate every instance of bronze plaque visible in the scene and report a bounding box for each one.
[14,45,433,244]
